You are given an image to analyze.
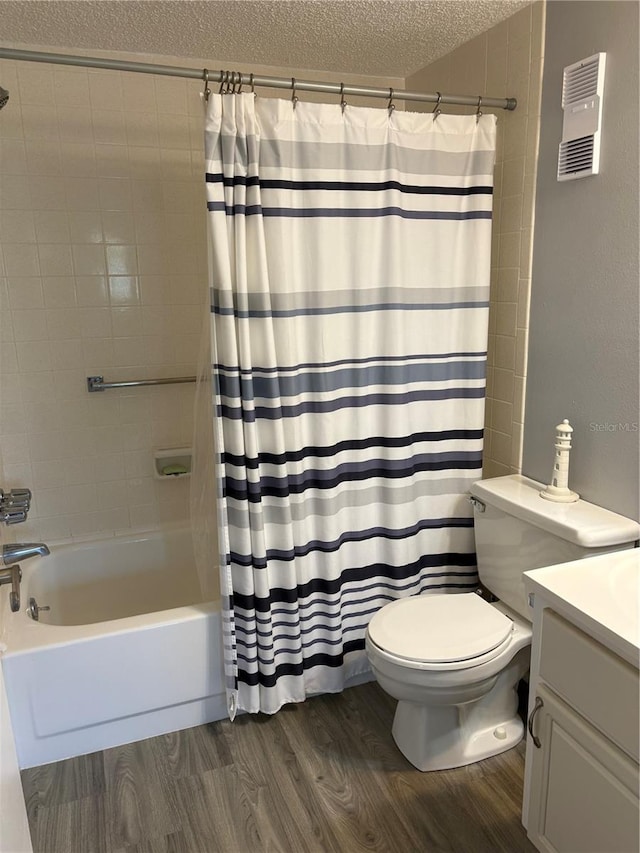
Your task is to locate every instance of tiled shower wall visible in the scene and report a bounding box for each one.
[0,54,209,541]
[0,47,400,542]
[406,1,545,477]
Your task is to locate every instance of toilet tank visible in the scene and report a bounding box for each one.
[470,475,640,620]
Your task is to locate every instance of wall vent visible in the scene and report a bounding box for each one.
[557,53,606,181]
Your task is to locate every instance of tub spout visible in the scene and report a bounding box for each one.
[2,542,50,566]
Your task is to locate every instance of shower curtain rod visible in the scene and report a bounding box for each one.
[0,47,517,111]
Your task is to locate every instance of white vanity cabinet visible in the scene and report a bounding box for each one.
[522,551,640,853]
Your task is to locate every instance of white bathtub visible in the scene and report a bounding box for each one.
[0,528,226,768]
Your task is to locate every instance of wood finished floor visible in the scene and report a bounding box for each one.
[21,682,536,853]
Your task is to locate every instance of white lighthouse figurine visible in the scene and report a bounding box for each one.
[540,419,580,503]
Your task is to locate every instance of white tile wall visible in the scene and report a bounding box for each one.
[0,46,400,542]
[0,54,209,541]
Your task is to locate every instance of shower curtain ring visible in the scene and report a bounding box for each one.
[388,87,395,116]
[236,73,243,94]
[291,77,298,109]
[202,69,211,101]
[476,95,483,123]
[340,82,347,115]
[432,92,442,120]
[218,70,227,95]
[249,73,256,96]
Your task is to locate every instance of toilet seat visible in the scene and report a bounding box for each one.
[367,593,514,671]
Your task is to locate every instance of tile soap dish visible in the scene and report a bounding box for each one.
[154,447,192,480]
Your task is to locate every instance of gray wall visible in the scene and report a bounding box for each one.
[523,1,639,520]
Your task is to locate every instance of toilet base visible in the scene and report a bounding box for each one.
[392,702,524,771]
[391,649,529,771]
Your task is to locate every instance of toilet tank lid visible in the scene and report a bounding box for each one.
[470,475,640,549]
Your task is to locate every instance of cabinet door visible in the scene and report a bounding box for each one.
[527,685,639,853]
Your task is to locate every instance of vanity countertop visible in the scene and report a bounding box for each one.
[524,548,640,668]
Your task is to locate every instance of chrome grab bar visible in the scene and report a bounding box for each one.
[87,375,197,392]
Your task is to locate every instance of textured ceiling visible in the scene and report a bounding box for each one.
[1,1,530,78]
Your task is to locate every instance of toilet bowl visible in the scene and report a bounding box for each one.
[365,474,640,772]
[365,593,532,771]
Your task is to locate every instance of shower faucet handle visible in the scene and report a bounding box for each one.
[1,495,30,509]
[1,488,32,502]
[0,508,27,525]
[0,488,32,523]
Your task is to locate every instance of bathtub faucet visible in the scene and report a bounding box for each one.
[1,542,50,566]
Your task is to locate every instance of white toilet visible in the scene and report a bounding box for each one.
[365,474,640,771]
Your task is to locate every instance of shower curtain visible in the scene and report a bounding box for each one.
[202,92,496,716]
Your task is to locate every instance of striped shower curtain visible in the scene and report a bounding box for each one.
[204,93,495,716]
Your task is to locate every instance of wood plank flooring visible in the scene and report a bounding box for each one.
[21,682,536,853]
